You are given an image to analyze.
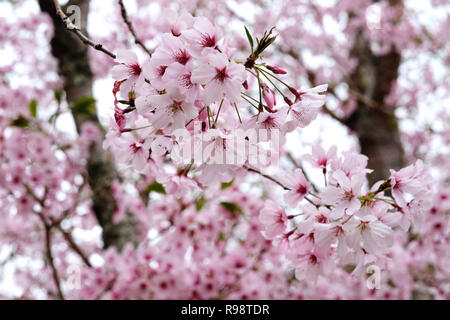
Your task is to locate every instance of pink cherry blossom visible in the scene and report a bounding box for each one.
[183,17,223,54]
[259,200,287,239]
[287,84,328,128]
[162,61,200,102]
[291,247,332,282]
[344,215,393,254]
[304,145,338,171]
[389,160,429,208]
[137,88,198,130]
[283,169,311,207]
[111,49,146,96]
[162,10,194,37]
[152,34,192,67]
[321,170,365,219]
[191,53,246,104]
[1,1,447,301]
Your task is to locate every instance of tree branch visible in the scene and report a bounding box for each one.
[52,0,116,59]
[286,152,319,192]
[95,275,117,300]
[278,46,394,122]
[117,0,152,57]
[321,104,346,125]
[43,223,65,300]
[57,225,93,268]
[244,165,291,191]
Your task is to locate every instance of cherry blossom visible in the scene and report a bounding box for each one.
[304,145,338,171]
[283,169,311,207]
[344,215,393,254]
[143,88,198,130]
[287,84,328,128]
[321,171,365,219]
[183,17,223,55]
[111,49,146,96]
[259,200,287,239]
[191,53,246,104]
[1,0,448,301]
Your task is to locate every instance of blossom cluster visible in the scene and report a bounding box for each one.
[107,12,327,186]
[260,147,432,280]
[106,13,432,282]
[1,0,447,300]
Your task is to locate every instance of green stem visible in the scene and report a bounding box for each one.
[256,70,263,112]
[242,92,260,104]
[207,106,213,129]
[257,67,287,98]
[241,95,260,110]
[185,106,206,127]
[305,196,320,208]
[257,66,292,89]
[125,124,153,132]
[214,99,224,125]
[234,103,242,124]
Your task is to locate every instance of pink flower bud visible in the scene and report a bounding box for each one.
[288,86,298,97]
[284,96,294,106]
[242,80,249,90]
[112,80,122,96]
[261,83,276,111]
[114,106,126,130]
[294,90,306,102]
[266,65,287,74]
[171,27,181,37]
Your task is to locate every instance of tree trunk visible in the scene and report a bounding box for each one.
[346,19,405,184]
[38,0,137,250]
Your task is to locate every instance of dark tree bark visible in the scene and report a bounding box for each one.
[38,0,138,250]
[344,0,405,184]
[346,29,405,184]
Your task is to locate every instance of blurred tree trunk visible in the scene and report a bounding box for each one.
[345,1,405,184]
[38,0,137,250]
[346,30,405,184]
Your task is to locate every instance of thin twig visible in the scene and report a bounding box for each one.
[278,46,394,118]
[44,223,65,300]
[286,152,319,192]
[214,99,224,125]
[244,166,323,208]
[244,165,290,191]
[25,185,64,299]
[117,0,152,57]
[58,226,92,268]
[52,0,116,59]
[233,103,242,124]
[95,276,117,300]
[322,104,346,124]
